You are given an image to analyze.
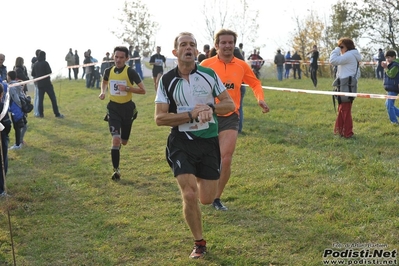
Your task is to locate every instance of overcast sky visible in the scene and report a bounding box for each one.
[1,0,342,77]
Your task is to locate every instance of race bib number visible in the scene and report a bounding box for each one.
[177,106,214,132]
[109,80,127,96]
[155,58,163,66]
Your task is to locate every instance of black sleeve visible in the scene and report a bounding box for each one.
[46,62,52,75]
[127,67,142,85]
[31,65,36,77]
[16,68,29,81]
[102,68,111,82]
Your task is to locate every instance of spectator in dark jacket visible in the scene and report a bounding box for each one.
[31,51,64,118]
[291,51,302,79]
[0,54,7,80]
[7,71,26,150]
[73,50,79,80]
[132,46,143,80]
[83,51,92,88]
[307,45,319,87]
[65,48,75,80]
[14,57,29,93]
[0,81,12,196]
[274,49,285,81]
[31,49,41,117]
[376,48,385,80]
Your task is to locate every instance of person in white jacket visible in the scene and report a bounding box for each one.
[329,37,362,138]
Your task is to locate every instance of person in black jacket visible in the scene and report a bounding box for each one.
[31,49,41,117]
[376,48,385,79]
[0,54,7,80]
[381,50,399,124]
[14,57,29,93]
[31,51,64,118]
[0,82,12,196]
[73,50,79,80]
[291,51,302,79]
[307,45,319,87]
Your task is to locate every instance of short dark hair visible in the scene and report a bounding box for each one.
[210,47,217,57]
[7,70,17,80]
[113,46,129,58]
[197,53,206,63]
[385,50,396,57]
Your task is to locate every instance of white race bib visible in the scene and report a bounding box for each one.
[109,80,127,96]
[177,106,214,132]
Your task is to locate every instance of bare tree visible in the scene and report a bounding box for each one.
[200,0,230,45]
[233,0,259,45]
[291,11,325,77]
[112,0,158,57]
[200,0,259,49]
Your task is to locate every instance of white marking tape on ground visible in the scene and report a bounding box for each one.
[249,85,399,100]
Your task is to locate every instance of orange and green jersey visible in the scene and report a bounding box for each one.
[201,56,264,116]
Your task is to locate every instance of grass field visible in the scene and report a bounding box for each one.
[0,76,398,266]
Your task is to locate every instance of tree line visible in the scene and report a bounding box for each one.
[113,0,396,79]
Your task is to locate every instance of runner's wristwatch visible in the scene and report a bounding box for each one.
[207,103,215,113]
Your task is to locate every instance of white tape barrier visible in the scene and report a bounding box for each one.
[0,55,140,130]
[253,84,399,100]
[0,74,52,131]
[66,57,141,69]
[7,74,51,88]
[247,59,380,66]
[0,80,394,131]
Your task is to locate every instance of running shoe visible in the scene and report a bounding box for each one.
[111,168,121,181]
[189,239,207,259]
[212,198,228,211]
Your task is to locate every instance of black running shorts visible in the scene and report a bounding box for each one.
[106,100,138,141]
[166,134,221,180]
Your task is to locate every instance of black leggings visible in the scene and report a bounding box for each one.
[310,66,318,87]
[11,117,23,146]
